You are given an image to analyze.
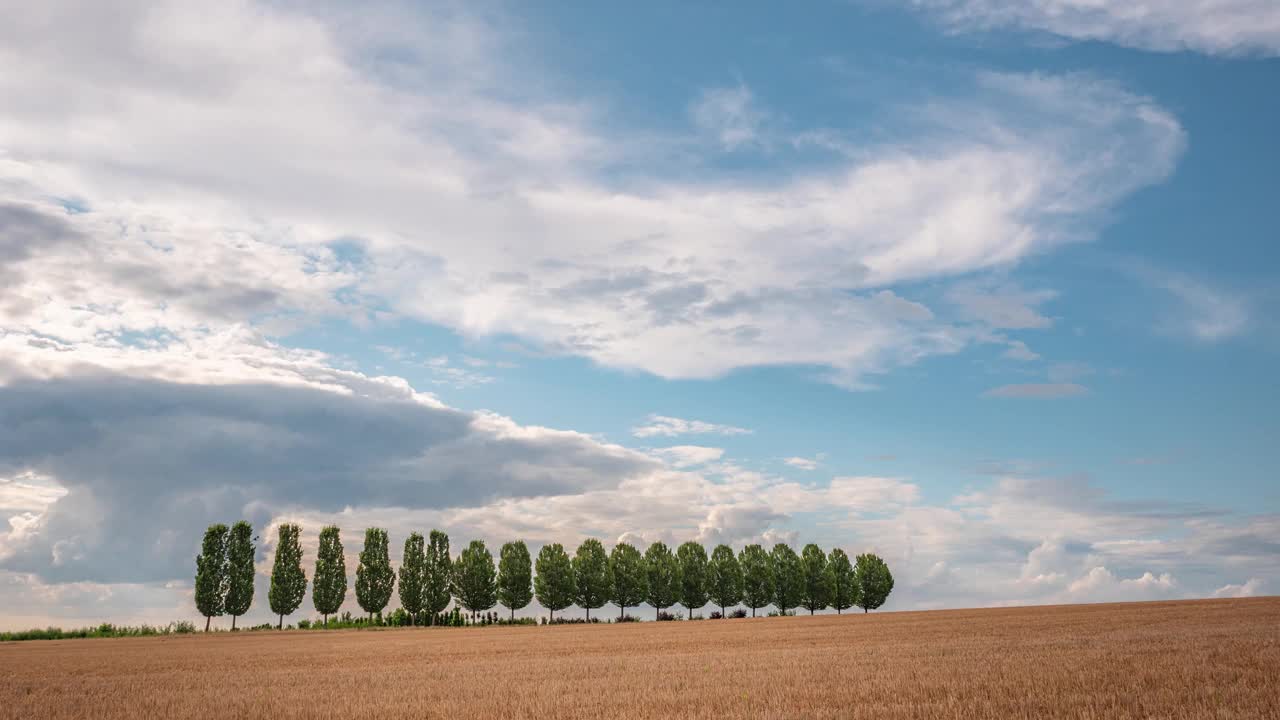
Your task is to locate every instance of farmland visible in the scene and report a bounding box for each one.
[2,597,1277,720]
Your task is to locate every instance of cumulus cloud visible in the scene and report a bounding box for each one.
[650,446,726,468]
[632,415,752,438]
[784,457,820,471]
[0,0,1186,388]
[1212,578,1265,598]
[909,0,1280,56]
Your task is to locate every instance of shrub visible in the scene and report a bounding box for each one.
[297,619,312,629]
[616,614,641,623]
[729,608,748,619]
[709,611,722,620]
[656,610,682,622]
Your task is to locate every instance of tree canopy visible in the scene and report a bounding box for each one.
[312,525,347,623]
[739,544,773,617]
[453,539,498,618]
[195,523,229,632]
[676,541,709,617]
[423,530,453,617]
[497,540,534,621]
[706,544,743,615]
[644,541,679,620]
[608,542,647,620]
[855,553,895,613]
[397,532,427,623]
[534,543,575,621]
[223,521,256,630]
[355,527,395,620]
[827,548,858,614]
[572,539,612,621]
[770,543,803,614]
[799,543,831,615]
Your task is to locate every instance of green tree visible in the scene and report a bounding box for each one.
[194,523,229,632]
[770,543,803,615]
[224,521,256,630]
[423,530,453,619]
[706,544,743,616]
[608,542,646,620]
[453,539,498,620]
[355,527,395,622]
[643,541,678,620]
[397,532,427,624]
[799,543,831,615]
[534,543,575,622]
[827,548,859,614]
[268,523,306,629]
[571,539,611,622]
[739,544,773,617]
[312,525,347,625]
[855,553,895,613]
[676,541,709,618]
[497,540,534,621]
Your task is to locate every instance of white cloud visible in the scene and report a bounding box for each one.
[632,415,752,438]
[784,456,820,471]
[691,84,765,150]
[0,0,1187,388]
[1132,265,1250,342]
[947,281,1057,329]
[911,0,1280,56]
[650,445,726,468]
[1065,566,1178,602]
[1212,578,1265,598]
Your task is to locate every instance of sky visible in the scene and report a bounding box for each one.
[0,0,1277,629]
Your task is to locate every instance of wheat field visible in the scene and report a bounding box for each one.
[2,597,1277,719]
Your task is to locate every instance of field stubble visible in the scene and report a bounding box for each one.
[2,597,1277,719]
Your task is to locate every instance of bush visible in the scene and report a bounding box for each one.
[0,621,201,642]
[547,617,600,625]
[656,610,682,622]
[616,614,641,623]
[709,611,722,619]
[297,619,312,629]
[729,608,748,619]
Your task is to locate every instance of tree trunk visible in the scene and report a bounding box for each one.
[751,606,755,617]
[323,613,327,626]
[810,607,815,615]
[278,614,283,630]
[864,607,868,614]
[205,615,211,632]
[585,607,590,622]
[837,607,842,615]
[511,607,515,622]
[232,615,237,631]
[655,606,660,621]
[619,605,624,621]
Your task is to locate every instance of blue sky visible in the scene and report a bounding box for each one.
[0,0,1277,627]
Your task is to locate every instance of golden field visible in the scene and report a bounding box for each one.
[2,597,1277,719]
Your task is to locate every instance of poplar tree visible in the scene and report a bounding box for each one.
[643,541,678,620]
[194,523,229,632]
[453,539,498,620]
[799,543,831,615]
[706,543,743,616]
[268,523,306,629]
[739,544,773,617]
[854,553,895,613]
[770,543,803,615]
[827,548,859,614]
[397,532,427,624]
[355,527,394,622]
[676,541,709,619]
[312,525,347,625]
[571,538,611,622]
[224,521,256,631]
[608,542,646,620]
[534,543,574,622]
[423,530,453,619]
[497,540,534,621]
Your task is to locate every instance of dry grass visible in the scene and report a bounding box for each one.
[3,597,1277,719]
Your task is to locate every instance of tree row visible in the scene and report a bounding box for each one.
[195,523,894,630]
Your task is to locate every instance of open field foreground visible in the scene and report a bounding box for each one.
[3,598,1278,720]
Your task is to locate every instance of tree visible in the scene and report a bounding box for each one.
[312,525,347,625]
[739,544,773,617]
[608,542,646,621]
[497,540,534,621]
[799,543,831,615]
[224,521,256,631]
[534,543,575,622]
[571,539,611,622]
[355,527,395,622]
[676,541,709,619]
[827,548,858,614]
[453,540,498,620]
[423,530,453,620]
[643,541,678,620]
[706,544,743,616]
[398,532,427,624]
[855,553,895,613]
[194,523,229,632]
[268,523,306,629]
[770,543,803,615]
